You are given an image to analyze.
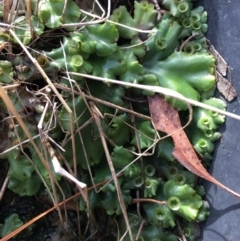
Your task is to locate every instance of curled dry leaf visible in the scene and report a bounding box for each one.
[208,40,228,76]
[216,70,237,102]
[148,94,240,199]
[208,40,237,101]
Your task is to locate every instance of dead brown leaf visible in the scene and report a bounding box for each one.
[148,94,240,198]
[208,40,237,101]
[216,70,237,102]
[208,40,228,76]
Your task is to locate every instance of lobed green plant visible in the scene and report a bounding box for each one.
[0,61,13,84]
[0,0,227,240]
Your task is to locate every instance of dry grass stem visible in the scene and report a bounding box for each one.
[67,72,240,121]
[0,175,9,201]
[90,101,134,240]
[62,0,111,27]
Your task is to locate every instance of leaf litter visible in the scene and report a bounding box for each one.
[148,94,240,198]
[208,40,238,101]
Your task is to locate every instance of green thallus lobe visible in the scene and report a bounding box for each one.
[0,0,224,240]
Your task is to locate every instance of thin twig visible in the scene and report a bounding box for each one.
[9,29,75,160]
[67,72,240,121]
[132,198,167,205]
[176,219,187,241]
[151,0,162,20]
[90,102,134,241]
[0,175,9,201]
[61,0,111,27]
[136,219,146,241]
[26,0,34,40]
[54,83,151,120]
[0,170,123,241]
[179,33,199,51]
[0,85,62,222]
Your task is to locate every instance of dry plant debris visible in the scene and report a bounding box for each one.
[148,94,240,198]
[208,40,237,101]
[0,0,239,241]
